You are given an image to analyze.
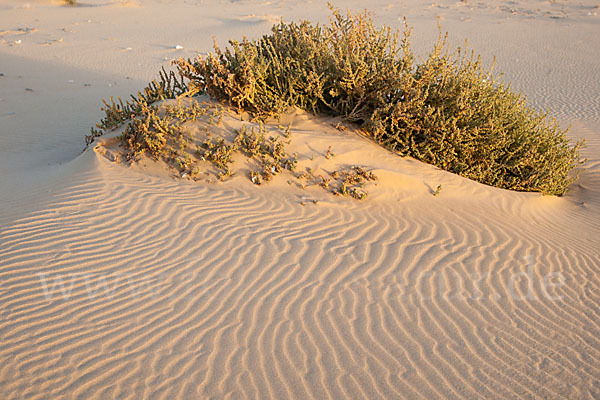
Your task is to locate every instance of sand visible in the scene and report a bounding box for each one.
[1,0,599,398]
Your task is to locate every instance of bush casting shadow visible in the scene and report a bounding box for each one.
[90,6,584,196]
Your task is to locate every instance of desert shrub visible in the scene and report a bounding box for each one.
[175,8,411,121]
[174,7,583,195]
[198,136,237,177]
[232,124,298,183]
[120,102,176,160]
[86,68,186,146]
[365,36,584,195]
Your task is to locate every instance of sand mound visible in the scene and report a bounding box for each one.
[2,102,600,398]
[94,97,473,203]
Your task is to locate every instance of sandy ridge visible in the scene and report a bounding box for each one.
[1,146,599,398]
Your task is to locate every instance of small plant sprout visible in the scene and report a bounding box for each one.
[333,122,347,132]
[328,166,377,200]
[325,146,335,159]
[433,184,442,197]
[250,171,263,185]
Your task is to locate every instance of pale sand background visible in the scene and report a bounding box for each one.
[1,0,599,398]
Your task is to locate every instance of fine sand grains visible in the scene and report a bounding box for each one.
[1,0,599,398]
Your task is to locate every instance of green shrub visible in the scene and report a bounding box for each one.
[120,102,175,160]
[86,67,187,146]
[174,7,583,195]
[175,7,412,120]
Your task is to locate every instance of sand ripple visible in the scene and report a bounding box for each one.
[1,148,599,399]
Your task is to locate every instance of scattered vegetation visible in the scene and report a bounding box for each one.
[325,146,335,159]
[290,164,378,200]
[195,124,299,183]
[86,67,186,146]
[198,135,236,178]
[329,166,378,200]
[89,6,583,196]
[234,124,298,184]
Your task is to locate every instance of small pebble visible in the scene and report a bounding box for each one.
[25,88,34,92]
[174,44,184,50]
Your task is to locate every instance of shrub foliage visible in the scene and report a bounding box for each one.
[174,7,582,195]
[91,7,583,195]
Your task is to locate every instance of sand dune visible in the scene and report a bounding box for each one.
[1,0,599,398]
[1,138,599,398]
